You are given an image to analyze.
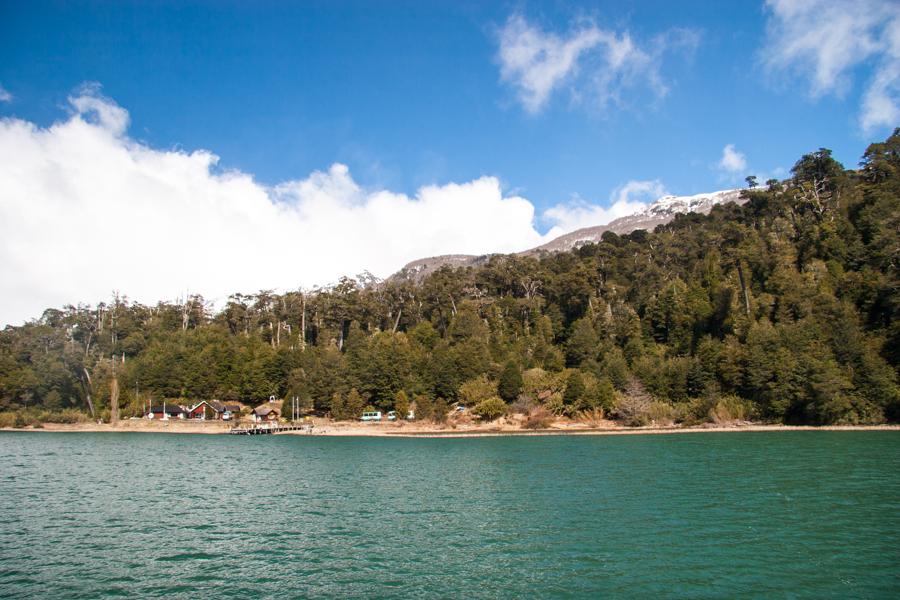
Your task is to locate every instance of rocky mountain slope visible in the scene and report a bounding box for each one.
[529,189,745,253]
[391,189,746,282]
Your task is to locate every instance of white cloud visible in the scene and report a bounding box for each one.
[610,179,668,205]
[0,85,11,103]
[67,83,129,134]
[762,0,900,132]
[497,14,697,114]
[0,89,671,326]
[497,15,602,113]
[541,179,665,238]
[0,90,566,325]
[718,144,747,175]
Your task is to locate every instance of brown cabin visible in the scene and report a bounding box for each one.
[251,405,280,423]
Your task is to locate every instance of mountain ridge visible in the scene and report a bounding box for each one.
[390,188,747,282]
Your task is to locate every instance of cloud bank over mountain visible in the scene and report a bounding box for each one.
[0,89,652,325]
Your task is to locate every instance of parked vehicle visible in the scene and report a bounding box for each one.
[361,411,382,422]
[387,411,397,421]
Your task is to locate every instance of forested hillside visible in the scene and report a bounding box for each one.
[2,132,899,426]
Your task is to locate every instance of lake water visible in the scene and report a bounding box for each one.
[0,431,898,598]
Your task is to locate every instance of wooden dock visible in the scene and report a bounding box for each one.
[229,424,312,435]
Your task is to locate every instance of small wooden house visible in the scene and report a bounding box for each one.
[147,405,186,420]
[251,405,280,423]
[186,400,229,420]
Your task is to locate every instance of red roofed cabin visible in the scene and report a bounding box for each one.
[147,405,186,420]
[186,400,229,420]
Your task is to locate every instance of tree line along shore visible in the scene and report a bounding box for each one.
[1,132,899,430]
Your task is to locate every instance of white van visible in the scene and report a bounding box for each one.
[361,411,382,422]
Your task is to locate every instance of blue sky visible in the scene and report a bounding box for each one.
[0,0,898,324]
[2,1,895,205]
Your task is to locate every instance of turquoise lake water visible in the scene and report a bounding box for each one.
[0,431,898,598]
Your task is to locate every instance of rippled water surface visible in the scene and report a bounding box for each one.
[1,431,898,598]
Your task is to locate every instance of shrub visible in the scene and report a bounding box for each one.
[413,394,433,421]
[709,395,755,424]
[523,407,553,429]
[647,401,677,426]
[393,390,410,418]
[458,375,497,406]
[678,397,715,426]
[613,379,653,426]
[522,368,565,400]
[37,409,86,424]
[472,397,507,421]
[432,398,449,423]
[544,392,566,416]
[577,407,606,427]
[509,393,536,415]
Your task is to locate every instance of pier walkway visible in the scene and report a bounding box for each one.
[229,423,313,435]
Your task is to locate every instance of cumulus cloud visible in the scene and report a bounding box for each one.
[497,13,698,114]
[0,89,656,325]
[542,179,665,238]
[762,0,900,132]
[718,144,747,175]
[0,85,11,103]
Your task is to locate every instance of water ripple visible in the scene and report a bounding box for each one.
[0,431,898,598]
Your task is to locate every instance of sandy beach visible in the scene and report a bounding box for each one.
[4,418,899,437]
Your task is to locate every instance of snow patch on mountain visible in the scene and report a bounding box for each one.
[392,188,747,281]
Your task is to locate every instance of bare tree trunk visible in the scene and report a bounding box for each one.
[82,367,95,419]
[109,361,119,424]
[181,297,187,331]
[392,308,402,333]
[736,260,751,317]
[300,294,307,351]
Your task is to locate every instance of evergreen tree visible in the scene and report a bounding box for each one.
[563,371,585,409]
[394,390,410,418]
[498,360,523,403]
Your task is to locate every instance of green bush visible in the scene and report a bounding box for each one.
[647,401,677,426]
[458,375,497,406]
[543,392,565,416]
[472,397,507,421]
[709,395,755,424]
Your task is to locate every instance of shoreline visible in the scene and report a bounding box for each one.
[2,421,899,438]
[377,424,900,438]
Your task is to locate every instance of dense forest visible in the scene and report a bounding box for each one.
[1,131,898,427]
